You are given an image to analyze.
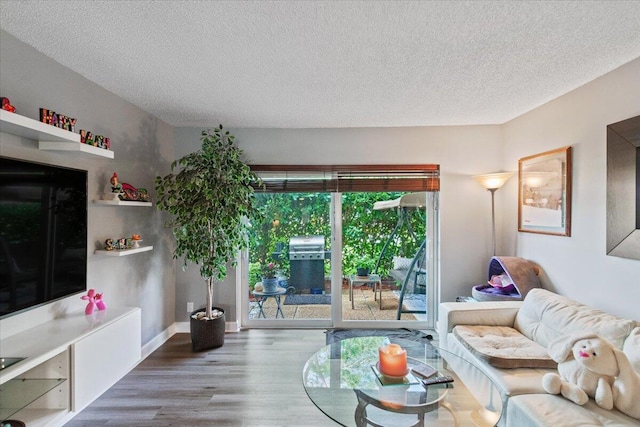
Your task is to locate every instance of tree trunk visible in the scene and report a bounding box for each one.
[206,277,214,318]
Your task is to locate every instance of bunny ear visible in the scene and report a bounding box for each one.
[548,332,598,362]
[612,348,634,378]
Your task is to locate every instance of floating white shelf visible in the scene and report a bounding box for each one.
[93,199,152,207]
[0,110,114,159]
[94,246,153,256]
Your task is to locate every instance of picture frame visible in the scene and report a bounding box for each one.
[518,146,572,236]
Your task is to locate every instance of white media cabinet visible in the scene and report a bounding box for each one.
[0,307,141,426]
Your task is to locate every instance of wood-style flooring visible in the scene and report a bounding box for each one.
[65,330,334,426]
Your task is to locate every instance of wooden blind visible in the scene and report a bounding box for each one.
[250,164,439,193]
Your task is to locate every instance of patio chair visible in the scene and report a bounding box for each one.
[389,239,427,320]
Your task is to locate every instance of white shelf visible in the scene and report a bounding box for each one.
[0,378,67,421]
[94,246,153,256]
[0,110,114,159]
[9,408,69,427]
[39,141,114,159]
[93,199,152,207]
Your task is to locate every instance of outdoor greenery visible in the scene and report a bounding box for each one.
[155,126,260,319]
[248,192,426,284]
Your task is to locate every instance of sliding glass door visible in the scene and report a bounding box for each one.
[240,190,439,329]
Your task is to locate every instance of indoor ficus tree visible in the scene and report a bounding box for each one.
[155,125,261,319]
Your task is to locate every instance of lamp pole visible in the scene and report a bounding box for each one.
[488,188,497,256]
[472,172,513,258]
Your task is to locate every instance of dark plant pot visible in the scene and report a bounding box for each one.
[356,267,370,276]
[190,307,225,352]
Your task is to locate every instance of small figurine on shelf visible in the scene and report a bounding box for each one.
[81,289,97,315]
[104,238,114,250]
[110,172,123,193]
[132,234,142,248]
[1,97,16,113]
[95,292,107,311]
[81,289,106,315]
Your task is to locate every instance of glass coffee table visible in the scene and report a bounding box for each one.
[303,336,503,427]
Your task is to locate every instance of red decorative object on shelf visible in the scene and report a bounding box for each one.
[1,97,16,112]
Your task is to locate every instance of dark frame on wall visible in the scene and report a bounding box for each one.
[607,114,640,260]
[518,146,572,236]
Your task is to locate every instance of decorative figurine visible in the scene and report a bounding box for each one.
[119,183,150,202]
[81,289,106,315]
[95,293,106,311]
[81,289,97,315]
[110,172,123,193]
[104,238,114,250]
[1,97,16,113]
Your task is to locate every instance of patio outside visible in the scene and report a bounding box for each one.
[248,283,424,321]
[247,191,428,322]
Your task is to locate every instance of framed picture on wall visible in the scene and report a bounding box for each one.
[518,146,572,236]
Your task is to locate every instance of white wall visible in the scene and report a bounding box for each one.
[174,125,506,322]
[0,30,177,343]
[501,57,640,321]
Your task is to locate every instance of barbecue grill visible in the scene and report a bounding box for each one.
[289,235,330,292]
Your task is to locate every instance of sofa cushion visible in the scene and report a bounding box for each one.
[514,289,637,349]
[508,394,640,427]
[623,327,640,374]
[392,256,413,270]
[447,334,554,396]
[452,325,557,369]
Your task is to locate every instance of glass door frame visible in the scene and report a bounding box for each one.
[238,192,439,329]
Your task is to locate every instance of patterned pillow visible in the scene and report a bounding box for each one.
[393,256,413,270]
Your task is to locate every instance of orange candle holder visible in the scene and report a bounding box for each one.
[378,343,408,376]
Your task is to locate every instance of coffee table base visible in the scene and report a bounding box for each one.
[354,389,459,427]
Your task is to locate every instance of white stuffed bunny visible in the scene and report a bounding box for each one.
[542,333,618,409]
[611,341,640,420]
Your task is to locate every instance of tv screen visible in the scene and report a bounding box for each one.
[0,156,87,318]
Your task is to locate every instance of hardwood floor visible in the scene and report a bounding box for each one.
[65,330,334,426]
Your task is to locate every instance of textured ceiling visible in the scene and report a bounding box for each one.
[1,1,640,128]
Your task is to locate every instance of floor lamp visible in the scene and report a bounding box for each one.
[472,172,514,256]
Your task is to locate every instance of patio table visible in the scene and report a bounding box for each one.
[252,287,287,318]
[349,274,382,309]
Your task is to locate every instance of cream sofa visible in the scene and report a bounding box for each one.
[438,288,640,426]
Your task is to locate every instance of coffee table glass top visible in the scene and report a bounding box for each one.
[302,336,503,427]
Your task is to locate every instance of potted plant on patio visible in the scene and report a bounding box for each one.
[355,254,377,277]
[155,125,260,351]
[260,261,279,293]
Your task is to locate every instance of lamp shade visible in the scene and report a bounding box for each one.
[473,172,514,190]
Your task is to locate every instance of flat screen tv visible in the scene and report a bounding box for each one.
[0,156,87,318]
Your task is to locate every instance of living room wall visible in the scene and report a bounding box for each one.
[173,125,507,323]
[0,30,177,345]
[175,59,640,325]
[501,57,640,321]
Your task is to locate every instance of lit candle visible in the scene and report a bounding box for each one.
[378,343,407,376]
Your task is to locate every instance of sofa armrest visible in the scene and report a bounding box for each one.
[438,301,522,349]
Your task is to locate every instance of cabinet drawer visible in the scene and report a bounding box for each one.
[71,309,141,411]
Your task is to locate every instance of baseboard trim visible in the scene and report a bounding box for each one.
[141,323,177,360]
